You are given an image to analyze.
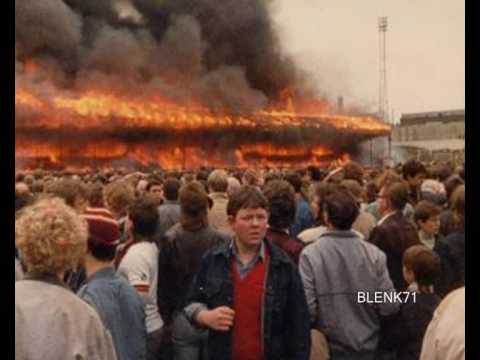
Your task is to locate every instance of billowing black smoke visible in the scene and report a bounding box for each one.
[15,0,306,113]
[15,0,391,170]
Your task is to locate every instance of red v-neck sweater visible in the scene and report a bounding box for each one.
[232,251,268,360]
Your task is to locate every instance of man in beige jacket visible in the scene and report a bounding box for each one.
[207,170,234,237]
[15,198,117,360]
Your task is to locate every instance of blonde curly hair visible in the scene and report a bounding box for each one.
[15,198,88,275]
[103,181,135,216]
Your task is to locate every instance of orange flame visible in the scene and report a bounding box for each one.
[15,79,391,169]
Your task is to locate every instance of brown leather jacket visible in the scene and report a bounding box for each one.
[157,223,230,324]
[369,212,421,291]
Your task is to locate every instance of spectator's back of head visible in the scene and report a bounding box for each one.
[311,182,339,224]
[323,190,359,230]
[403,245,440,287]
[242,169,259,186]
[384,181,409,212]
[15,182,33,212]
[15,198,88,274]
[420,179,447,206]
[181,173,195,185]
[313,182,338,205]
[23,174,35,187]
[179,181,210,230]
[343,161,364,185]
[103,181,135,218]
[87,182,105,208]
[227,176,241,197]
[444,175,464,204]
[263,180,296,229]
[45,179,88,211]
[284,172,303,194]
[163,177,181,201]
[429,164,452,182]
[15,182,30,196]
[128,197,159,239]
[307,165,322,182]
[264,171,282,186]
[83,212,120,261]
[207,170,229,193]
[340,179,364,205]
[196,170,209,182]
[31,180,44,194]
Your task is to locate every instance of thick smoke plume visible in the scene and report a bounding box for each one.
[16,0,307,113]
[15,0,390,169]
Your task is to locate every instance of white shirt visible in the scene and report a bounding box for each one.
[297,226,328,244]
[420,287,465,360]
[419,230,436,250]
[118,241,164,333]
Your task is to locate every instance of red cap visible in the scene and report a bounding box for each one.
[82,209,120,248]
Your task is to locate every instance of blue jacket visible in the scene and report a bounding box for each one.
[186,239,311,360]
[78,267,147,360]
[289,198,315,239]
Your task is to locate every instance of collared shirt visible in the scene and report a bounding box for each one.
[184,240,266,323]
[78,267,147,360]
[377,210,397,226]
[419,230,436,250]
[230,239,265,279]
[366,201,415,223]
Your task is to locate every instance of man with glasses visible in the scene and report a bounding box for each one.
[369,181,421,291]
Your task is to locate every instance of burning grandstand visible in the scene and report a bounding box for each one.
[15,0,390,170]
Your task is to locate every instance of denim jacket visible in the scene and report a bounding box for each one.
[78,267,147,360]
[289,198,315,239]
[185,239,311,360]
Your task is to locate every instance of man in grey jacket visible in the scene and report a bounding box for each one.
[299,189,399,360]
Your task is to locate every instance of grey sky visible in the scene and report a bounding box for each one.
[272,0,465,121]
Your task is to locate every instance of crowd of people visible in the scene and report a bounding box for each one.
[14,159,465,360]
